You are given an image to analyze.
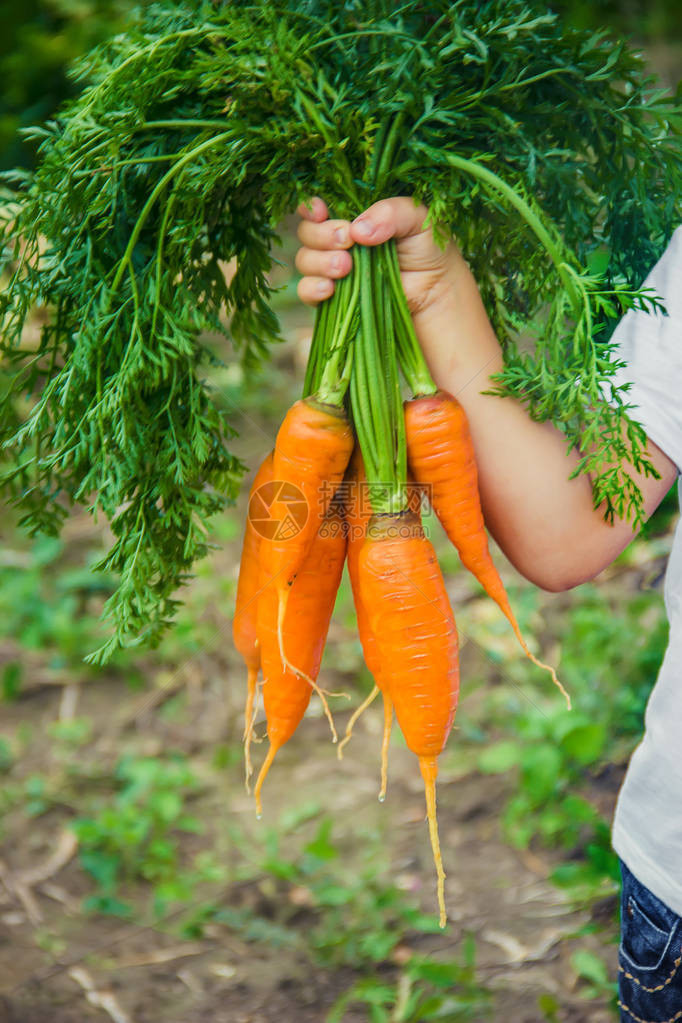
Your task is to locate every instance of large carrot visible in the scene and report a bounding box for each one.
[358,510,460,927]
[254,493,348,816]
[232,450,274,778]
[264,397,353,677]
[404,389,569,708]
[339,447,393,799]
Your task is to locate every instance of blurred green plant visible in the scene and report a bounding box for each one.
[71,752,210,917]
[207,809,444,965]
[571,948,618,1010]
[0,0,150,170]
[0,530,138,697]
[277,818,442,967]
[553,0,682,41]
[639,478,680,538]
[0,737,12,773]
[23,773,52,816]
[179,811,490,1021]
[326,940,491,1023]
[48,715,93,746]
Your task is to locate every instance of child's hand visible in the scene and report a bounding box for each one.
[295,196,464,321]
[295,198,677,592]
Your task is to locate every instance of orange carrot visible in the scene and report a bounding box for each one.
[339,447,393,799]
[232,451,274,778]
[253,493,348,816]
[344,449,384,683]
[404,389,569,708]
[265,397,353,676]
[358,510,460,927]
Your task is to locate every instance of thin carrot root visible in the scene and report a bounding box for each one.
[419,756,447,929]
[318,686,351,700]
[276,589,339,743]
[243,664,258,742]
[338,685,379,760]
[509,620,571,709]
[254,741,279,819]
[379,693,393,802]
[282,656,339,742]
[243,671,262,793]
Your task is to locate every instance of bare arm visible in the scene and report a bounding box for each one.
[295,197,678,591]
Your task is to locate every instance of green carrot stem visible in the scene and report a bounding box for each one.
[378,253,402,484]
[374,248,405,488]
[337,337,355,397]
[380,252,407,484]
[316,252,360,402]
[385,241,436,396]
[350,267,382,480]
[372,250,393,421]
[358,252,389,479]
[303,298,329,398]
[360,247,392,480]
[304,247,359,400]
[350,245,406,514]
[349,353,380,472]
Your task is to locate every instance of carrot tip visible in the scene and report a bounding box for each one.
[419,756,447,931]
[380,693,393,805]
[254,741,278,818]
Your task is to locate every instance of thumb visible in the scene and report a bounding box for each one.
[350,197,430,246]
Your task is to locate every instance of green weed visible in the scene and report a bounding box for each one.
[177,813,491,1021]
[571,949,618,1009]
[71,753,207,917]
[0,531,139,693]
[327,938,491,1022]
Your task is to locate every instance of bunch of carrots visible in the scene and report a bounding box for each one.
[232,238,568,928]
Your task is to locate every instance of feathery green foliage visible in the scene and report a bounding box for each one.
[1,0,681,659]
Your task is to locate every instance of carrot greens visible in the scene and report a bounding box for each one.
[1,0,681,657]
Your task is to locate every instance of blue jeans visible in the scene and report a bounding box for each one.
[619,860,682,1021]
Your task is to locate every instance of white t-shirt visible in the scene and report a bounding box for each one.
[606,225,682,915]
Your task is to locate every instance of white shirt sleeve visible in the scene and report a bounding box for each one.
[607,226,682,472]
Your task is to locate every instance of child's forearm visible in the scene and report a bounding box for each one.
[411,255,677,590]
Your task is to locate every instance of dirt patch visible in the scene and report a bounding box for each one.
[1,666,620,1023]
